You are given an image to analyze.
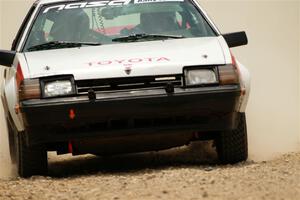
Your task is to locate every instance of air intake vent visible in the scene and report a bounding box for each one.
[76,75,182,94]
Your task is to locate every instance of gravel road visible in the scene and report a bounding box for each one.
[0,141,299,200]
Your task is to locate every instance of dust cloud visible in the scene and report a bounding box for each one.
[247,115,300,162]
[202,1,300,162]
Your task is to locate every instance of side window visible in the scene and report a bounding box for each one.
[175,12,191,29]
[88,7,140,36]
[43,19,54,41]
[175,12,183,27]
[43,19,54,34]
[101,13,140,35]
[11,5,36,51]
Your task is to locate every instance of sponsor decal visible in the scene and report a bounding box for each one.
[43,0,184,13]
[43,0,131,13]
[134,0,184,4]
[87,57,170,67]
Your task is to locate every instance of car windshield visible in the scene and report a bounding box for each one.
[23,0,216,51]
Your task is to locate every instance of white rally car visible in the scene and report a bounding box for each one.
[0,0,250,177]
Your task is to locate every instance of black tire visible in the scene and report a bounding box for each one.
[7,117,48,177]
[215,112,248,164]
[17,132,48,178]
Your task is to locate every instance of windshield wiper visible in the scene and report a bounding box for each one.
[27,41,102,52]
[112,33,184,42]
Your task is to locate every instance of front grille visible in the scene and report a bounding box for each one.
[76,74,182,94]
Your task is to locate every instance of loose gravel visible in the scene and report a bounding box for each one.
[0,141,299,200]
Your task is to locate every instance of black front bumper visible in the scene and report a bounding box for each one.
[21,85,241,145]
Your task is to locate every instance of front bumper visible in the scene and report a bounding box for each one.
[21,85,241,145]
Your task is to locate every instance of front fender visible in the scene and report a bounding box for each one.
[3,62,25,132]
[4,76,24,132]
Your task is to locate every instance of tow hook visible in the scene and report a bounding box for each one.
[88,88,96,101]
[165,82,175,94]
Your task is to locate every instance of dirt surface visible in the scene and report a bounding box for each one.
[0,142,299,200]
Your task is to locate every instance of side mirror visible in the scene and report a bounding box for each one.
[0,50,16,67]
[222,31,248,48]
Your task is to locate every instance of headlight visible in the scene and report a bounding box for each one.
[43,78,75,98]
[184,68,218,86]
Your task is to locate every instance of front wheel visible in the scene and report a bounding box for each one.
[17,132,48,178]
[7,118,48,178]
[215,113,248,164]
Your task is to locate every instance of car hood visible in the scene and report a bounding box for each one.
[24,37,226,80]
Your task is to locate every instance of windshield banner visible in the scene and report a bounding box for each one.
[43,0,185,14]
